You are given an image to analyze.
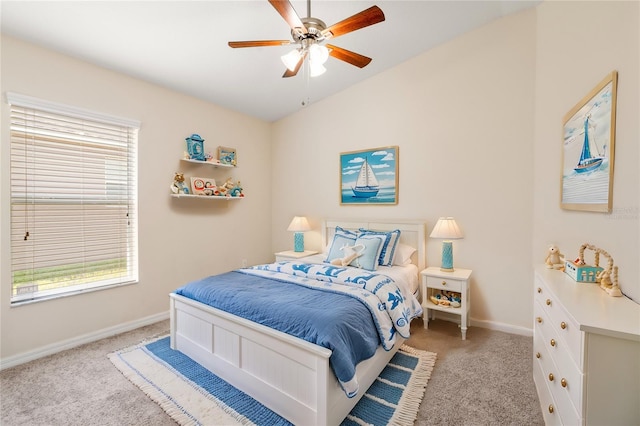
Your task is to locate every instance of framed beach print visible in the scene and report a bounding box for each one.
[340,146,398,205]
[218,146,237,166]
[561,71,617,212]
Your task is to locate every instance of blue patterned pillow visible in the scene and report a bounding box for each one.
[350,234,385,271]
[325,226,358,263]
[359,229,401,266]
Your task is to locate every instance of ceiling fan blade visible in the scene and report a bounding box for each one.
[326,44,372,68]
[282,53,305,78]
[228,40,291,48]
[321,5,385,39]
[268,0,307,34]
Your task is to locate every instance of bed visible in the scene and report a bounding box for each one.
[169,219,426,425]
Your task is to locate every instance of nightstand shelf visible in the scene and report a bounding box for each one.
[421,266,472,340]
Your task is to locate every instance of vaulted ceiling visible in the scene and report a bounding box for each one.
[1,1,539,122]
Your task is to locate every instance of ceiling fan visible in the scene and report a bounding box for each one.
[228,0,385,78]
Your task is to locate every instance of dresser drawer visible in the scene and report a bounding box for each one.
[534,327,582,425]
[533,354,562,426]
[534,277,583,368]
[425,276,462,292]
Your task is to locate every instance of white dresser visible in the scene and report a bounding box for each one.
[533,266,640,425]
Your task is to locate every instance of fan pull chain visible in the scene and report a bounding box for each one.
[302,56,311,107]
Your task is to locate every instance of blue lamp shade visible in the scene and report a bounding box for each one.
[287,216,311,253]
[430,217,463,272]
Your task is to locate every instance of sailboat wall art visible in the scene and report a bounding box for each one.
[561,71,618,212]
[340,146,398,205]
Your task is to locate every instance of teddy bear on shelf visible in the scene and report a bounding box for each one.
[170,172,189,194]
[545,244,565,269]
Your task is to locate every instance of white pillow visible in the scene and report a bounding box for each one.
[393,243,416,266]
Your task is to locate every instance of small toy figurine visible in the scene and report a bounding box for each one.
[218,177,234,196]
[229,181,244,197]
[170,172,189,194]
[545,244,565,269]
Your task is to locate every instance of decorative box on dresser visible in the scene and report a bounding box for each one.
[533,266,640,425]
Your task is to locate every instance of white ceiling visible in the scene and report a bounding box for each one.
[1,1,539,122]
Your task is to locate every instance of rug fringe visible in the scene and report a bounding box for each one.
[389,345,437,426]
[108,352,200,426]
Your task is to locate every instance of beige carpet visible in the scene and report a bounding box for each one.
[0,318,544,425]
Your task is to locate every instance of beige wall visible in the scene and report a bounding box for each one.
[533,0,639,303]
[272,9,538,332]
[2,0,638,363]
[0,36,273,360]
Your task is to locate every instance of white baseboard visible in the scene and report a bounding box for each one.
[0,311,169,371]
[470,317,533,337]
[429,311,533,337]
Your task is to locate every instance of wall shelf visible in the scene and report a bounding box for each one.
[171,194,242,200]
[180,158,235,168]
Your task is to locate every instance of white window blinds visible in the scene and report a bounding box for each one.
[7,93,140,304]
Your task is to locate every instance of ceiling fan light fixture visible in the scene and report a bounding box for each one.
[281,48,301,71]
[309,61,326,77]
[308,43,329,65]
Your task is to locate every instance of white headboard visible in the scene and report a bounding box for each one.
[322,219,426,271]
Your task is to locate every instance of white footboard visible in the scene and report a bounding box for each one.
[170,293,402,425]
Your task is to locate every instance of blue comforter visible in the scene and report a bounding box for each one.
[174,261,422,397]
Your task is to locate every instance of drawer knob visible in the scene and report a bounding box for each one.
[548,373,554,381]
[560,321,566,330]
[546,299,552,306]
[550,339,556,347]
[535,352,541,359]
[537,287,542,293]
[548,405,554,414]
[561,378,567,388]
[536,317,542,324]
[441,280,446,286]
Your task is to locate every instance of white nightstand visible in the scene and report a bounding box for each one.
[421,266,472,340]
[274,250,318,262]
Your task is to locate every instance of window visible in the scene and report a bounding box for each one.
[7,93,139,304]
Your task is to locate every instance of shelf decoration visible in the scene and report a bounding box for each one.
[218,146,237,166]
[170,172,190,194]
[185,134,206,161]
[190,176,217,196]
[564,243,622,297]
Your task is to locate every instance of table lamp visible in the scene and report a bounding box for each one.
[430,217,463,272]
[287,216,311,252]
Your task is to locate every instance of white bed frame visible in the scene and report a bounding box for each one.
[170,220,426,425]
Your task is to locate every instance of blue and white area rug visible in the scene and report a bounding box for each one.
[109,336,436,426]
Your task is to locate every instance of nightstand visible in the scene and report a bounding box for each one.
[274,250,318,262]
[421,266,472,340]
